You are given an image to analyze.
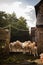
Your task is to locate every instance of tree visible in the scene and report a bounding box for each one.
[0,11,9,27]
[10,16,29,42]
[16,16,29,30]
[8,12,18,26]
[0,11,29,42]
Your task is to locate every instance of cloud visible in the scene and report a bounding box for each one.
[0,0,40,6]
[0,1,37,27]
[0,2,22,13]
[24,5,36,27]
[0,0,15,3]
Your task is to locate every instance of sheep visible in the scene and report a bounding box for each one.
[9,40,22,52]
[9,42,14,52]
[28,42,33,54]
[22,41,31,54]
[9,41,38,56]
[13,40,22,52]
[32,42,38,56]
[31,45,38,56]
[27,41,31,44]
[9,40,32,53]
[22,41,28,54]
[28,42,38,56]
[40,53,43,63]
[9,42,16,52]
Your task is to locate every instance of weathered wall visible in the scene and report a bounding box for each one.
[36,1,43,53]
[35,28,43,53]
[0,28,10,53]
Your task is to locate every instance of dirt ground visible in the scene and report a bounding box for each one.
[0,52,43,65]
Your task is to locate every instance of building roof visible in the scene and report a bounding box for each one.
[35,0,43,17]
[35,0,43,26]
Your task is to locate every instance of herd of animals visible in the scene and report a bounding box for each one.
[9,40,38,57]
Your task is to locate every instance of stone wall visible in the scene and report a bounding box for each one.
[0,28,10,53]
[35,28,43,53]
[35,1,43,54]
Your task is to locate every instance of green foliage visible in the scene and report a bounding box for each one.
[0,11,9,27]
[0,11,29,42]
[0,11,29,30]
[16,16,28,30]
[8,12,18,25]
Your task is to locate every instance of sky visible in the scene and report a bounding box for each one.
[0,0,40,27]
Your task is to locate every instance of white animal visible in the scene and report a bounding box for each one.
[28,42,38,56]
[9,41,38,56]
[14,40,22,52]
[22,41,31,54]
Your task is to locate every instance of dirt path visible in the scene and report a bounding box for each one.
[34,59,43,65]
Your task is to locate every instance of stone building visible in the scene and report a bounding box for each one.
[0,28,10,53]
[31,27,36,42]
[35,0,43,53]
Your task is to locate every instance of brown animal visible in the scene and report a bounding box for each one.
[28,42,38,56]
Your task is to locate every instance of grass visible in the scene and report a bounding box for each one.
[0,52,39,64]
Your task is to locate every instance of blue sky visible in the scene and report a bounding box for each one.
[0,0,40,27]
[15,0,40,5]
